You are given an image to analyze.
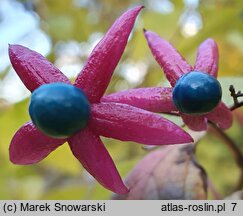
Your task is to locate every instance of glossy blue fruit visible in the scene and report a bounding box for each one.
[172,71,222,115]
[29,83,90,138]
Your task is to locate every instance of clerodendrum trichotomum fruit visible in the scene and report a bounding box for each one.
[172,71,222,115]
[29,82,90,138]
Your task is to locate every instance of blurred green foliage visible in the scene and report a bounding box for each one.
[1,0,243,199]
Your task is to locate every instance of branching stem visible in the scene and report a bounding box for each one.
[229,85,243,111]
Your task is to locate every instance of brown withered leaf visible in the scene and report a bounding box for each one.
[113,144,207,200]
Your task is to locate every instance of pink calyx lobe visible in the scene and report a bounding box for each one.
[9,45,71,92]
[144,30,192,86]
[194,38,219,78]
[101,87,177,113]
[74,6,144,103]
[9,122,66,165]
[90,102,193,145]
[68,128,128,194]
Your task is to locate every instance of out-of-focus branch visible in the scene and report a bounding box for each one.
[207,178,223,200]
[209,122,243,190]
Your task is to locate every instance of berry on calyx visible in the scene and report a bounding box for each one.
[29,83,90,138]
[172,71,222,115]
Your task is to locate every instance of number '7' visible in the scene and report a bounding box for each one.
[231,203,237,211]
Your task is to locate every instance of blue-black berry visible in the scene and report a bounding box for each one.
[172,71,222,115]
[29,83,90,138]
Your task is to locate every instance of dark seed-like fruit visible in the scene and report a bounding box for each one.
[29,82,90,138]
[172,71,222,115]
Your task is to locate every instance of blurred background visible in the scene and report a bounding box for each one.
[0,0,243,199]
